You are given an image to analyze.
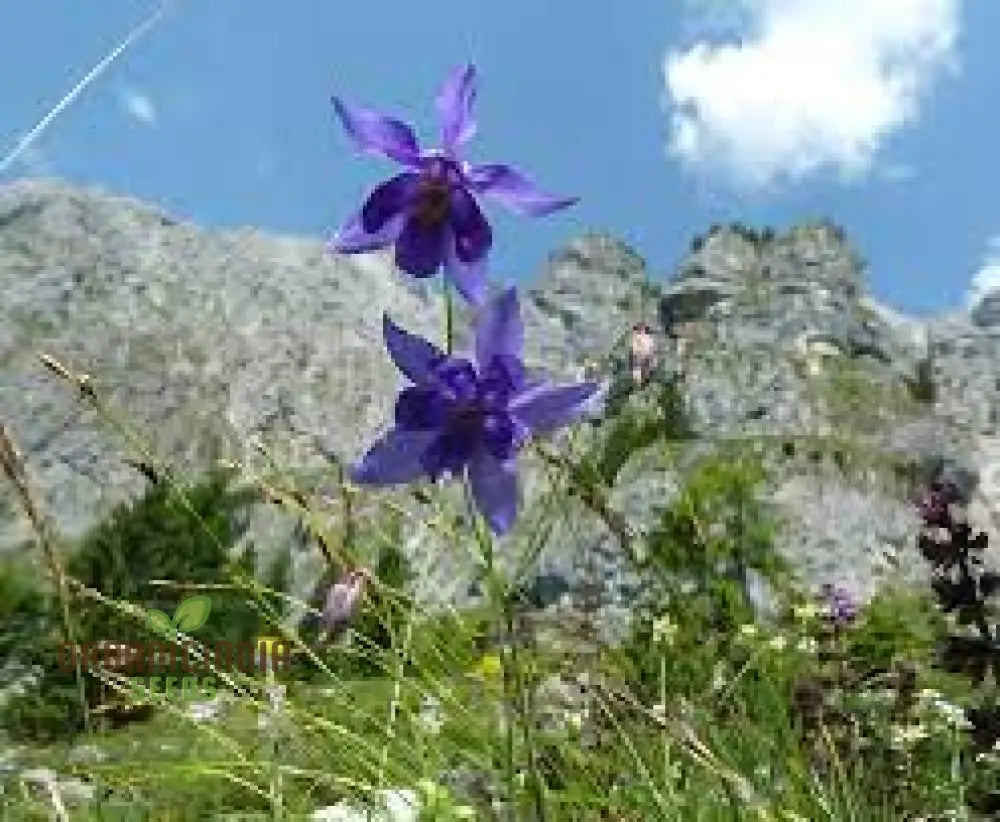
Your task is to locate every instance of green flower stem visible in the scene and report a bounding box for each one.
[265,661,283,822]
[507,599,547,822]
[661,653,673,803]
[444,281,455,355]
[462,480,517,821]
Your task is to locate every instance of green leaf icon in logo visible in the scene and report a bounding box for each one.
[146,609,174,636]
[172,595,212,632]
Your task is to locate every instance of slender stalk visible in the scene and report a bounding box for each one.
[444,281,455,355]
[0,423,91,734]
[508,600,547,822]
[462,479,516,821]
[264,660,284,822]
[500,597,517,822]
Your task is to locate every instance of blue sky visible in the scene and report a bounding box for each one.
[1,0,997,317]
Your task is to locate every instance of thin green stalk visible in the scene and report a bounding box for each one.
[507,599,547,822]
[0,423,91,735]
[462,479,517,821]
[265,661,284,822]
[444,281,455,355]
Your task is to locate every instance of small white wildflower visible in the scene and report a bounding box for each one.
[890,723,929,749]
[266,683,286,710]
[933,699,971,730]
[739,623,757,639]
[792,602,819,621]
[796,636,818,654]
[566,710,586,732]
[768,635,787,652]
[651,702,667,723]
[711,661,727,692]
[860,688,897,705]
[707,521,726,539]
[416,696,444,736]
[652,614,677,646]
[188,699,221,724]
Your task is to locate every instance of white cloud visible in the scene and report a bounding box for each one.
[119,88,158,126]
[968,237,1000,308]
[878,162,917,183]
[664,0,960,188]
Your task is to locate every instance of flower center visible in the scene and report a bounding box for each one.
[448,398,485,436]
[414,168,452,229]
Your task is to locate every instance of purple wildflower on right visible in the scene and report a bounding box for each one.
[350,287,600,535]
[819,583,858,628]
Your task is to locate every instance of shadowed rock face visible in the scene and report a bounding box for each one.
[3,181,1000,636]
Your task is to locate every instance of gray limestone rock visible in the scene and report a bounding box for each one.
[3,179,1000,643]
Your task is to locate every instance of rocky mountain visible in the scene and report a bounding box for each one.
[2,179,999,641]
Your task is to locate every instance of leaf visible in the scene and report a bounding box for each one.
[146,609,174,636]
[172,595,212,632]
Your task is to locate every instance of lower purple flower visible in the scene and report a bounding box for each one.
[350,287,600,535]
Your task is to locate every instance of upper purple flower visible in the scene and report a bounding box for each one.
[351,287,599,535]
[328,64,578,306]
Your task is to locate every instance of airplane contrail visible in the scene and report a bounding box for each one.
[0,0,179,176]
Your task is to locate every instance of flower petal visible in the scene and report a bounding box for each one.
[444,232,486,307]
[466,163,578,217]
[435,63,478,154]
[350,428,438,485]
[328,208,405,254]
[395,216,448,277]
[443,228,487,306]
[331,97,421,166]
[475,287,523,372]
[361,173,420,233]
[468,447,518,536]
[448,186,492,263]
[395,386,446,430]
[421,429,476,479]
[509,381,601,434]
[434,357,479,402]
[382,314,445,383]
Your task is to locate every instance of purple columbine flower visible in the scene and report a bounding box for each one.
[328,64,578,306]
[350,287,599,535]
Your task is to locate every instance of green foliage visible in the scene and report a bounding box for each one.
[845,586,947,671]
[0,558,84,740]
[67,466,261,650]
[646,452,785,594]
[1,468,266,739]
[621,453,789,706]
[596,376,693,485]
[348,529,417,678]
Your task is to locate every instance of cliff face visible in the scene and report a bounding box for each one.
[2,179,999,634]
